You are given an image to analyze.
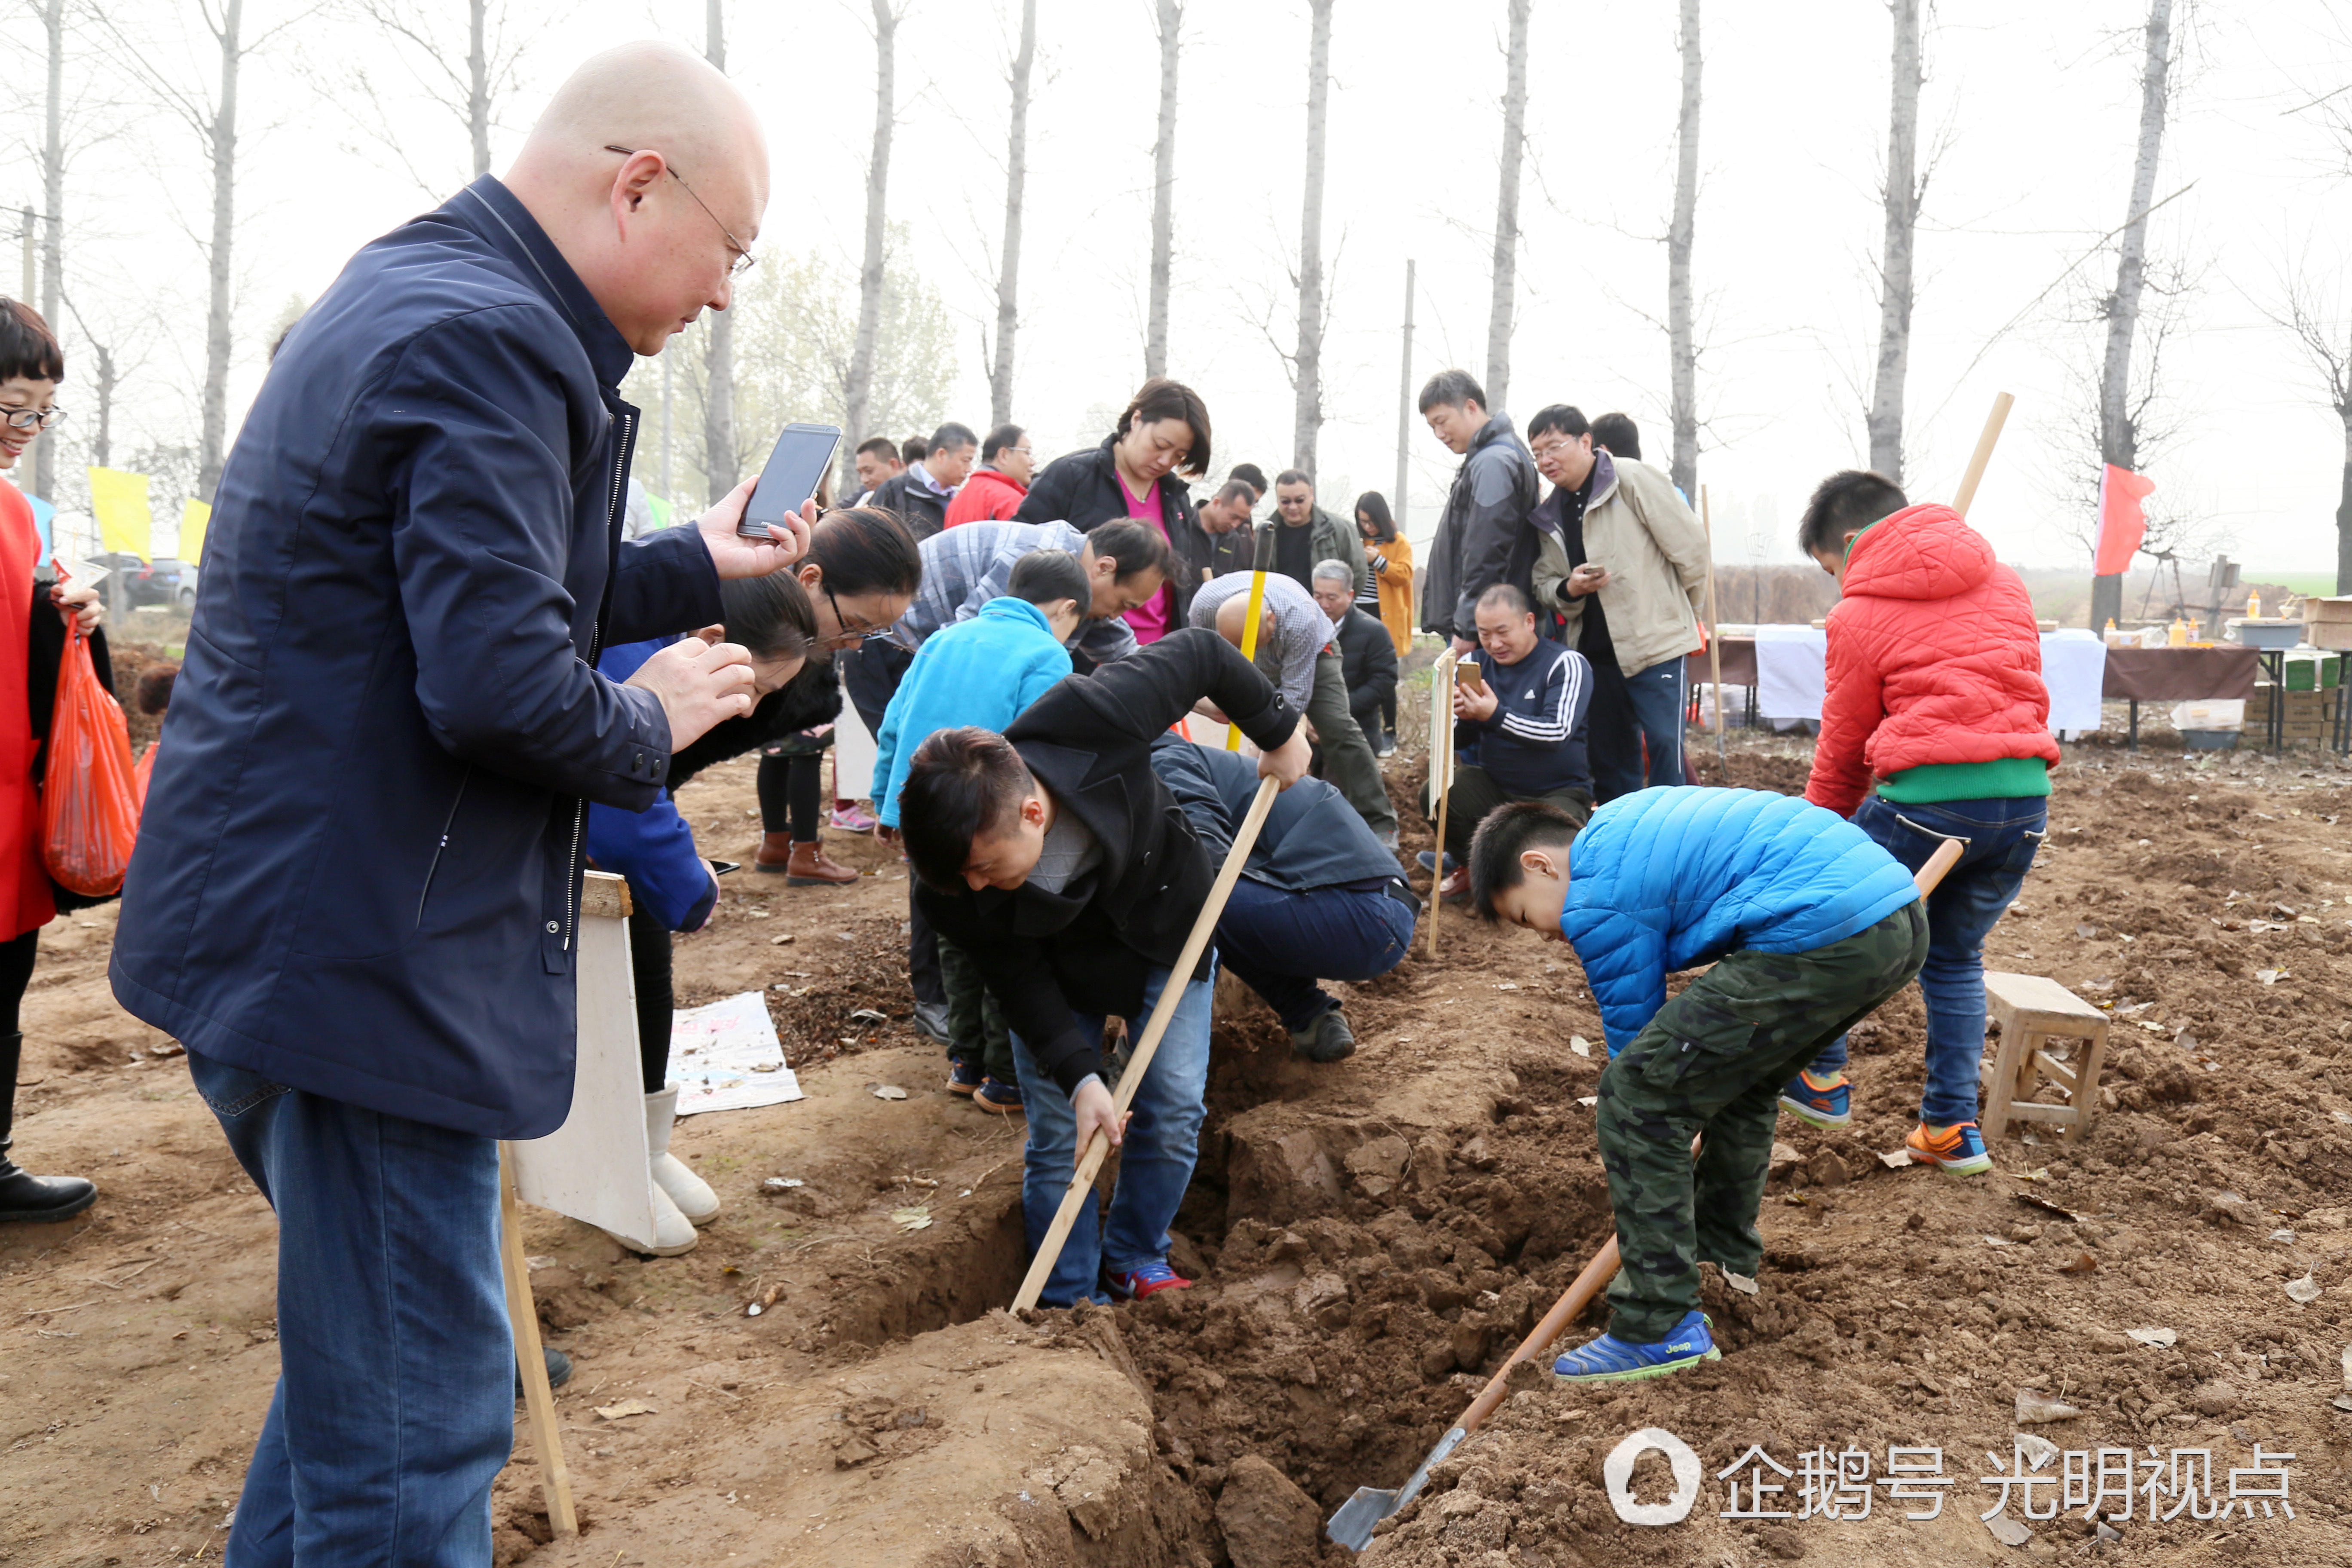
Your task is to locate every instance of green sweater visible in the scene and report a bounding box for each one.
[1877,756,2050,804]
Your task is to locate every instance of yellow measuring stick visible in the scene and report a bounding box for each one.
[1224,570,1270,750]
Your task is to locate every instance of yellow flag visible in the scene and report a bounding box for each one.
[86,466,153,562]
[180,499,212,563]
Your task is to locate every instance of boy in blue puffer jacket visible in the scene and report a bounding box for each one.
[871,551,1088,1111]
[1470,787,1926,1382]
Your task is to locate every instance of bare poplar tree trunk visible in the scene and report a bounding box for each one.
[88,340,114,471]
[2339,408,2352,594]
[467,0,491,177]
[2092,0,2174,628]
[33,0,64,502]
[844,0,898,493]
[1145,0,1182,380]
[1484,0,1528,413]
[988,0,1036,428]
[1291,0,1334,474]
[198,0,244,502]
[1866,0,1921,484]
[700,0,738,503]
[1667,0,1701,499]
[1395,259,1414,531]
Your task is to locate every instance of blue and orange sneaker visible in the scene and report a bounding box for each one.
[1906,1120,1993,1175]
[1550,1310,1720,1384]
[1102,1259,1192,1301]
[945,1059,984,1096]
[974,1077,1024,1115]
[1778,1069,1852,1130]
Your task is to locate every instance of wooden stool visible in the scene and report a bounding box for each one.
[1979,971,2108,1143]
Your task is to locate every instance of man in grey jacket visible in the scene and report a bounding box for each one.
[1417,369,1541,653]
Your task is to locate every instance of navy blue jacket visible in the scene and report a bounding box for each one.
[1562,788,1919,1055]
[1149,733,1404,894]
[1461,639,1595,797]
[585,640,720,933]
[110,178,722,1138]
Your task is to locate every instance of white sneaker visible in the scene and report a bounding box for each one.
[646,1082,720,1225]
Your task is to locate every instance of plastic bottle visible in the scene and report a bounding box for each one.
[2168,618,2190,647]
[2247,590,2262,619]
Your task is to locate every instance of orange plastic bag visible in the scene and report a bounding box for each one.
[42,626,141,897]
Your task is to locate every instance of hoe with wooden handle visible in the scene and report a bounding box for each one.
[1326,836,1963,1550]
[1010,775,1283,1314]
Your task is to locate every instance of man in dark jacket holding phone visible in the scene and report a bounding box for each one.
[899,629,1310,1305]
[109,44,814,1564]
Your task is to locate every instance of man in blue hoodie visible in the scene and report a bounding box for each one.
[1469,788,1925,1382]
[871,550,1087,1110]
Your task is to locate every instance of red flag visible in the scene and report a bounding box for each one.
[2094,464,2154,576]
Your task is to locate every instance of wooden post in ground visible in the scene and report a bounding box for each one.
[1701,484,1725,762]
[1426,656,1460,958]
[498,1142,577,1538]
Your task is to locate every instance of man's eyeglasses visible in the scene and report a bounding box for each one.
[603,145,757,279]
[0,406,65,432]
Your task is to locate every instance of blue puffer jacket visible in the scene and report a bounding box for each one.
[1561,787,1918,1054]
[585,640,719,933]
[870,597,1072,827]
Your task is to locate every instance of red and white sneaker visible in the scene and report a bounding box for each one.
[1102,1260,1191,1301]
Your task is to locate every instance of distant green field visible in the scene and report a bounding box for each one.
[2247,572,2341,595]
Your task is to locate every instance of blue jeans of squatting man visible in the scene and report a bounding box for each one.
[1806,794,2048,1127]
[1008,963,1214,1305]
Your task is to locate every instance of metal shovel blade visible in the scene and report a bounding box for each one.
[1326,1424,1466,1551]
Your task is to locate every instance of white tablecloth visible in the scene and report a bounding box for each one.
[1746,624,2108,734]
[1754,624,1828,721]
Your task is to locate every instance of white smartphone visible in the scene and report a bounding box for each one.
[738,423,842,538]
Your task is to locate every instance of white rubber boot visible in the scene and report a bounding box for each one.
[646,1082,720,1226]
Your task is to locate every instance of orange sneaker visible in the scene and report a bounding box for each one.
[1905,1120,1992,1175]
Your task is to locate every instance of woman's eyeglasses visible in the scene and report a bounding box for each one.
[0,406,65,432]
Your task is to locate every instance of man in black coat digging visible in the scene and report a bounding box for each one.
[898,628,1309,1305]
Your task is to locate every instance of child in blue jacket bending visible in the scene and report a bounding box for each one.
[871,550,1087,1111]
[1470,787,1925,1383]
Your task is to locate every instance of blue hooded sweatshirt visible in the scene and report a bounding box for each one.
[871,597,1075,827]
[1562,787,1918,1054]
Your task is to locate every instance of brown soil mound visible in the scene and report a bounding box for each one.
[6,731,2351,1566]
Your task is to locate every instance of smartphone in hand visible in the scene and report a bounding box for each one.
[738,423,842,539]
[1453,655,1486,695]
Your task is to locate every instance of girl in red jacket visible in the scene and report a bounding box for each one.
[1777,471,2058,1175]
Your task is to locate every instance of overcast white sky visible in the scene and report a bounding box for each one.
[13,0,2352,574]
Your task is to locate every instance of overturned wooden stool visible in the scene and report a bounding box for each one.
[1979,971,2108,1143]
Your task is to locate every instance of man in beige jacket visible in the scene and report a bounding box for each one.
[1525,404,1711,801]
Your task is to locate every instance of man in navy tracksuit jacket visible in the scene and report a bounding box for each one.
[107,48,806,1564]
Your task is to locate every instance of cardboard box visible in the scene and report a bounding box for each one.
[2247,687,2339,726]
[2281,650,2342,692]
[2301,595,2352,650]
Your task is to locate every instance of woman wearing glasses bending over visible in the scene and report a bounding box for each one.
[0,299,107,1225]
[750,505,922,883]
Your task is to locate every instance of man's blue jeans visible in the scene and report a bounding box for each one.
[1008,965,1213,1306]
[187,1052,511,1568]
[1589,654,1689,801]
[1807,794,2048,1126]
[1218,879,1416,1030]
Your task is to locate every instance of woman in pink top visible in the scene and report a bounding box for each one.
[1016,378,1214,643]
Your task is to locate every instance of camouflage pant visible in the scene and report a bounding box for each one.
[1594,902,1927,1343]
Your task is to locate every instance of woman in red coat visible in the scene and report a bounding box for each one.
[0,298,106,1223]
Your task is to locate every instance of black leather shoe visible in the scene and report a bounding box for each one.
[0,1162,96,1224]
[515,1345,573,1402]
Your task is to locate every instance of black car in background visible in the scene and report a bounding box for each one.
[92,553,199,610]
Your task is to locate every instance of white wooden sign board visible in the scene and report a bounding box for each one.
[509,872,663,1252]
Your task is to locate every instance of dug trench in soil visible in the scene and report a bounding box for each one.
[9,730,2352,1565]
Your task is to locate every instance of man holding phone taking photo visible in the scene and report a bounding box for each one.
[1420,584,1595,903]
[110,43,816,1563]
[1527,403,1711,802]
